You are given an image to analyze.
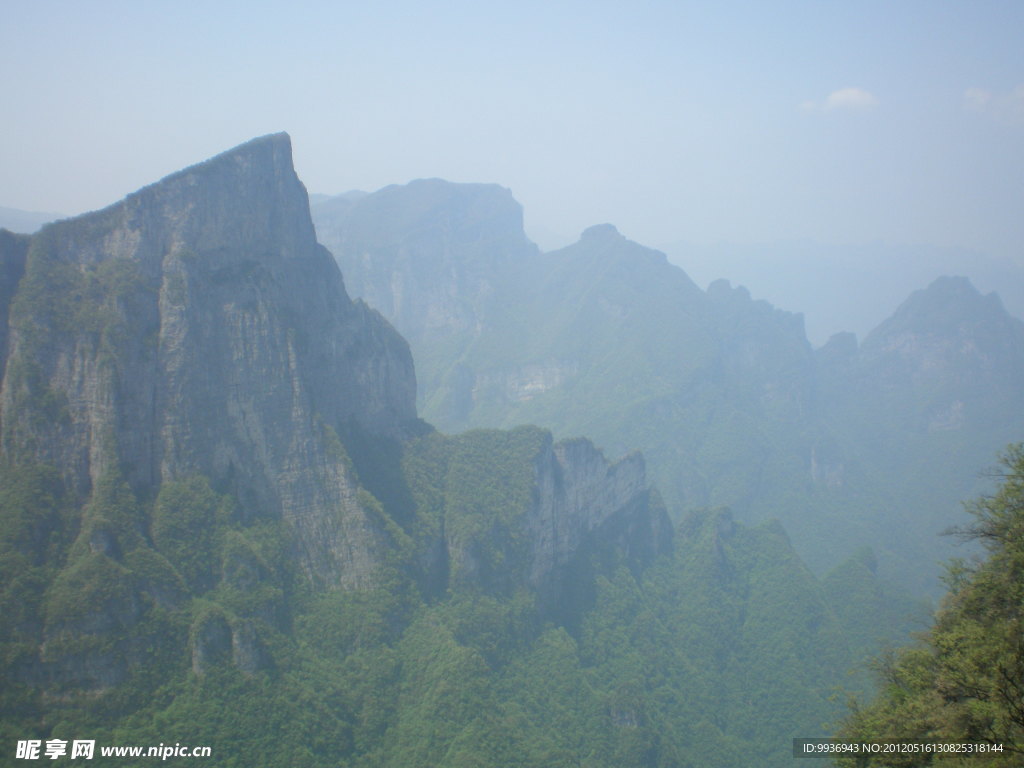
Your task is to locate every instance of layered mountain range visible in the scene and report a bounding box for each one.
[314,184,1024,591]
[0,133,672,673]
[0,134,961,766]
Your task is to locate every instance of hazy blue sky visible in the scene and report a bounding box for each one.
[3,1,1022,267]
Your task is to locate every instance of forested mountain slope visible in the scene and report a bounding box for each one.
[0,135,927,767]
[833,445,1024,767]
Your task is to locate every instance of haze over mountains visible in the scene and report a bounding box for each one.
[0,207,63,237]
[659,239,1024,347]
[0,133,1016,766]
[10,200,1024,358]
[312,181,1024,594]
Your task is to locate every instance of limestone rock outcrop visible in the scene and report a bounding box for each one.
[0,133,417,588]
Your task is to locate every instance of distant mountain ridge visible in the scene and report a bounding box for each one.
[0,205,62,235]
[313,182,1024,593]
[660,239,1024,347]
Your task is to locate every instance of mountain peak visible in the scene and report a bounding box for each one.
[865,275,1013,344]
[707,278,751,302]
[33,132,314,274]
[851,274,1024,434]
[917,275,995,310]
[2,135,417,587]
[580,223,622,241]
[910,275,998,309]
[136,132,295,196]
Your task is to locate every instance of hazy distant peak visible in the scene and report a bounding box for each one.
[874,275,1010,337]
[706,278,751,302]
[817,331,859,358]
[0,206,63,234]
[309,190,369,217]
[384,177,514,198]
[913,275,999,308]
[919,276,1013,318]
[345,178,523,223]
[706,277,808,339]
[858,273,1024,380]
[580,223,622,242]
[926,274,983,297]
[560,223,684,278]
[312,176,532,257]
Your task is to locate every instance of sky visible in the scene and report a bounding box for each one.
[3,0,1023,319]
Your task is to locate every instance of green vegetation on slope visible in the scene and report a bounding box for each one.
[834,444,1024,767]
[0,427,924,767]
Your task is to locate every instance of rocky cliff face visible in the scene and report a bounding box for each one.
[705,278,815,421]
[312,179,539,407]
[1,136,682,696]
[415,425,672,622]
[0,139,941,761]
[313,179,537,330]
[0,229,29,386]
[1,133,417,588]
[529,437,667,587]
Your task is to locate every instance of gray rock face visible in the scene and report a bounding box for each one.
[0,229,29,386]
[436,427,672,616]
[1,133,417,588]
[311,178,540,405]
[313,178,536,331]
[529,437,657,586]
[191,611,267,676]
[1,135,681,696]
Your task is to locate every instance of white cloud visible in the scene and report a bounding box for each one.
[799,87,878,113]
[824,87,878,110]
[965,85,1024,123]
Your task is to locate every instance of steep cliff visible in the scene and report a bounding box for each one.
[529,436,660,586]
[400,425,671,622]
[312,179,539,406]
[0,135,681,700]
[0,228,29,387]
[1,133,417,589]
